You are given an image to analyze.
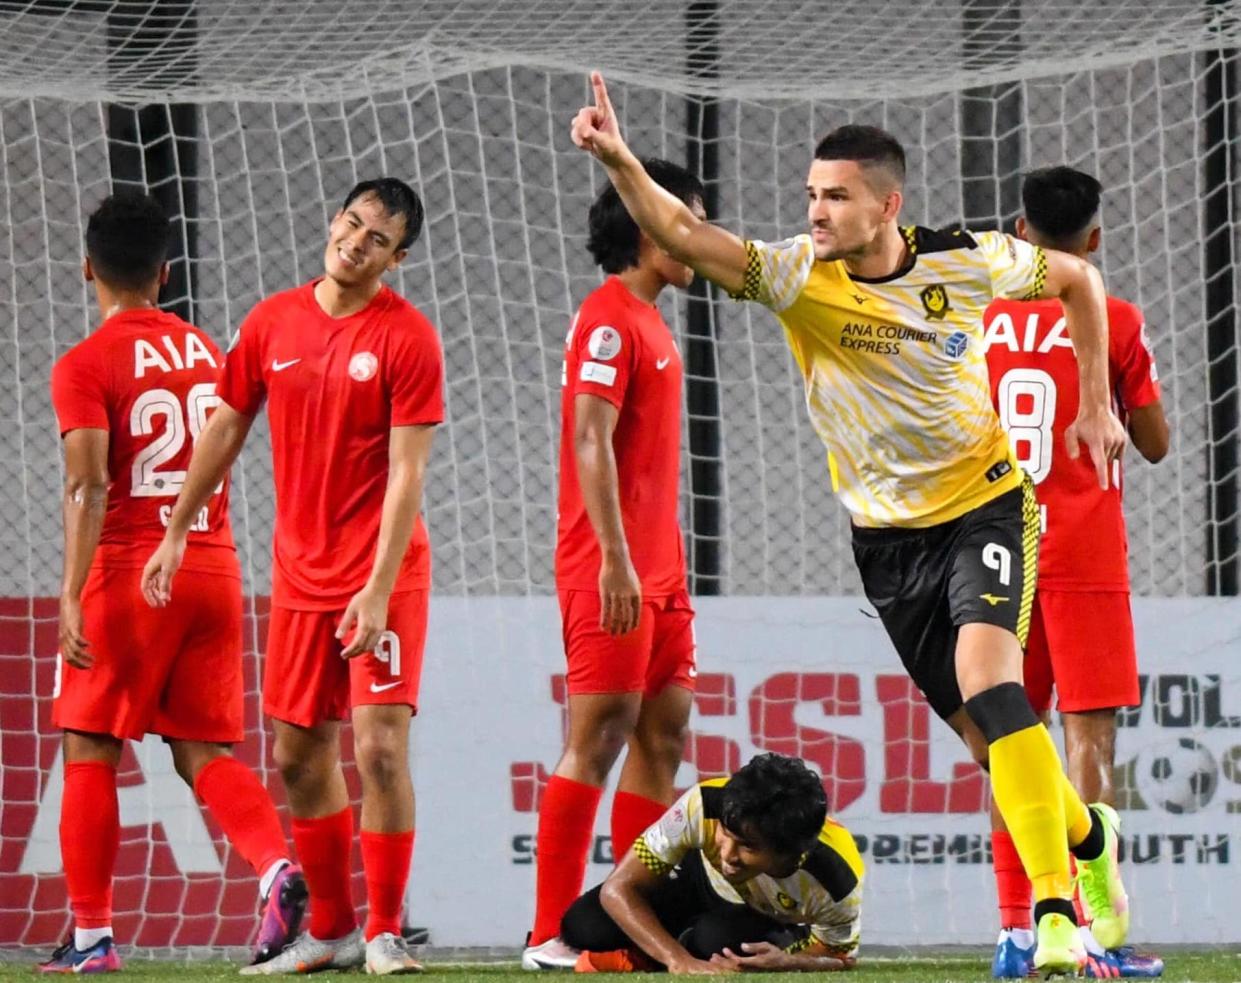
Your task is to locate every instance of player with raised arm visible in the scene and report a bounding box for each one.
[522,160,706,971]
[570,72,1131,975]
[560,753,862,975]
[984,167,1168,979]
[143,178,443,976]
[41,191,303,974]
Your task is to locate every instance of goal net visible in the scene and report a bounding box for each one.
[2,0,1240,954]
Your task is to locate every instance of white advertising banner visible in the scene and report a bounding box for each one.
[7,595,1239,948]
[408,596,1241,947]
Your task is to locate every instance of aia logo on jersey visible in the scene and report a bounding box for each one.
[349,351,378,382]
[920,284,950,321]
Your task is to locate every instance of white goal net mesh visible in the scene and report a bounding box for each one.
[2,0,1240,954]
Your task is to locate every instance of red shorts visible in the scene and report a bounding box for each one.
[263,590,428,727]
[558,589,697,697]
[53,565,244,743]
[1023,590,1139,714]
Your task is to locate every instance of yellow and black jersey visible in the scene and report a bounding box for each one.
[637,778,864,957]
[731,226,1046,527]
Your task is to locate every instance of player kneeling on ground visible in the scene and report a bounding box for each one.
[557,753,862,974]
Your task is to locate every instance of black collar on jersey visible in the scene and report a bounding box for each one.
[847,225,979,284]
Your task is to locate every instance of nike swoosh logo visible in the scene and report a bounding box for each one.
[272,358,301,372]
[369,680,402,693]
[656,357,671,370]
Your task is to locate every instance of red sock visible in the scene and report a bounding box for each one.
[291,807,357,940]
[194,756,288,880]
[992,830,1032,930]
[610,791,667,862]
[61,761,119,929]
[360,829,414,941]
[530,775,603,946]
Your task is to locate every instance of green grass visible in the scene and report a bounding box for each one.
[3,953,1240,982]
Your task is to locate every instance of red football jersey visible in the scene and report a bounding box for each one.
[983,295,1161,590]
[49,308,238,575]
[555,276,687,596]
[218,280,444,609]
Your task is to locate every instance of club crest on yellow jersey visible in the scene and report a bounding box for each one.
[920,283,950,320]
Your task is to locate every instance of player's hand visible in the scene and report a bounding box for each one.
[141,534,186,608]
[714,943,793,972]
[337,585,390,659]
[58,594,92,669]
[570,71,629,166]
[1065,403,1127,490]
[667,954,734,975]
[599,550,641,636]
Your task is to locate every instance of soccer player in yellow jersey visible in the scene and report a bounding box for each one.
[569,72,1129,975]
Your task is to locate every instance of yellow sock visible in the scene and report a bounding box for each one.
[990,723,1073,901]
[1061,772,1092,849]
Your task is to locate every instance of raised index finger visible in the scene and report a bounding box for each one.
[590,71,613,117]
[1090,439,1110,491]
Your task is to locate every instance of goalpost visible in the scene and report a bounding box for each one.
[1,0,1239,953]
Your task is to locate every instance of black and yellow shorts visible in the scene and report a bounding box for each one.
[851,479,1039,721]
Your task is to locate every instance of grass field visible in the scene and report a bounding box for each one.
[3,953,1241,983]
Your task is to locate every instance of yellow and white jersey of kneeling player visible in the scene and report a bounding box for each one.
[732,226,1046,528]
[636,778,864,958]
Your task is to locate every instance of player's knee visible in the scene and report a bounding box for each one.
[353,728,409,792]
[168,741,227,787]
[632,720,690,772]
[273,736,334,791]
[569,718,636,778]
[963,681,1039,745]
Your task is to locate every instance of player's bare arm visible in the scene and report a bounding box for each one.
[1037,248,1127,489]
[1127,401,1169,463]
[573,393,641,636]
[59,428,110,668]
[599,851,729,975]
[337,423,435,659]
[571,71,748,295]
[711,939,853,973]
[141,402,253,607]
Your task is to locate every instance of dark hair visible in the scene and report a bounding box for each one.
[341,178,424,250]
[1021,166,1102,247]
[85,190,171,291]
[719,753,827,857]
[587,158,706,273]
[813,124,906,189]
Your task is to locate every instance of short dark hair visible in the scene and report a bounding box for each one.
[1021,166,1102,248]
[813,124,906,189]
[341,178,424,251]
[85,190,171,291]
[587,158,706,274]
[719,753,827,857]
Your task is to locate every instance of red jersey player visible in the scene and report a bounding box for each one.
[143,179,443,976]
[983,167,1168,979]
[522,160,707,970]
[41,192,302,973]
